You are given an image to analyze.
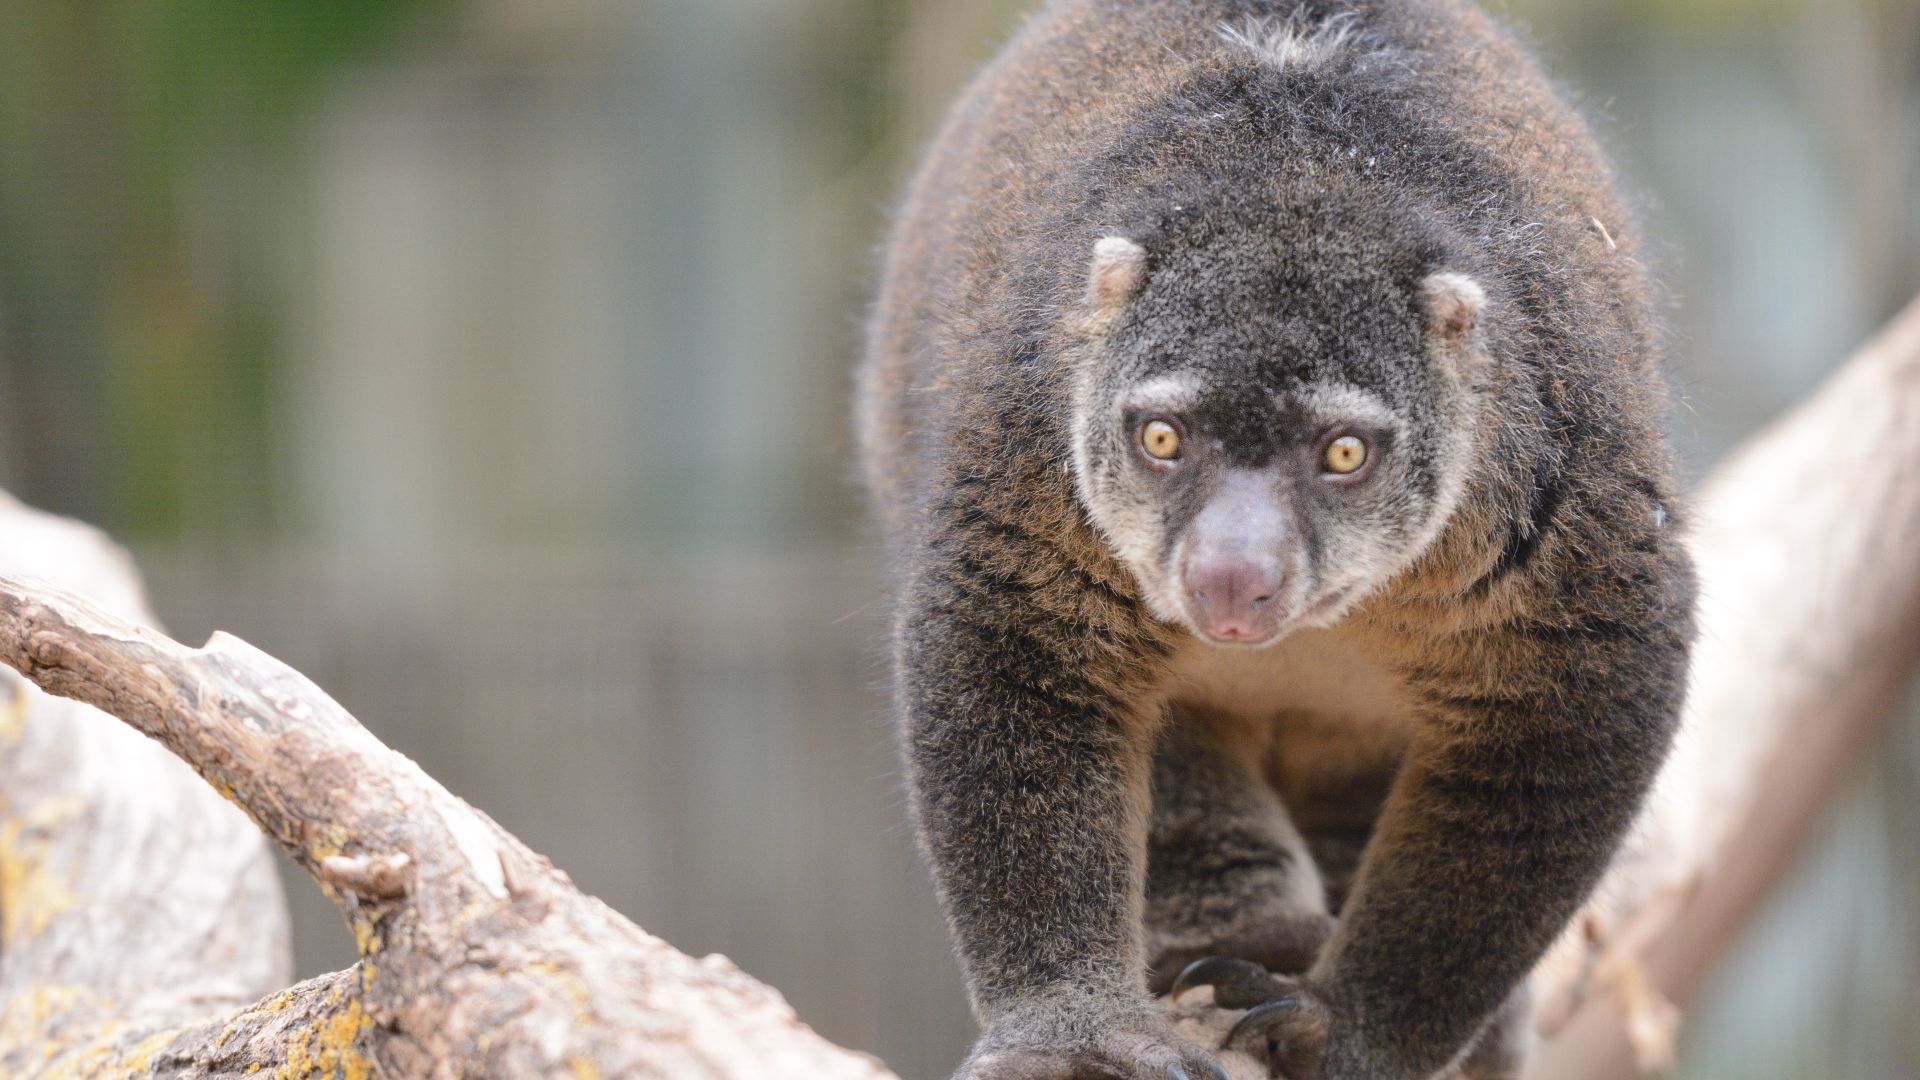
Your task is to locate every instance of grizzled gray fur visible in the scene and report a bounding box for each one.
[859,1,1697,1077]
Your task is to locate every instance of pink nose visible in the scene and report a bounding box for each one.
[1185,554,1283,641]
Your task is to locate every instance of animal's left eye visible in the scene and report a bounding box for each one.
[1322,434,1370,477]
[1139,418,1183,462]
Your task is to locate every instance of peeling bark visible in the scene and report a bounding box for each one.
[0,296,1914,1079]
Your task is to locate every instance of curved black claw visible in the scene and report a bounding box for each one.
[1223,998,1303,1046]
[1169,956,1289,1010]
[1221,996,1331,1080]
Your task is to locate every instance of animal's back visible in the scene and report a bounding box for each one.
[859,0,1658,545]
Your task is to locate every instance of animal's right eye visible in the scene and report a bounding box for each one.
[1324,434,1368,475]
[1138,418,1183,463]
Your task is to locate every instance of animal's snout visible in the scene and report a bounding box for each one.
[1183,551,1284,643]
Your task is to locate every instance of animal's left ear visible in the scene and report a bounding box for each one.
[1087,236,1148,316]
[1420,270,1491,377]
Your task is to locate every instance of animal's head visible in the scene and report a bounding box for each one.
[1066,198,1496,647]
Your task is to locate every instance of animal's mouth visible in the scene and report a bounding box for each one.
[1180,589,1289,648]
[1182,582,1359,648]
[1194,625,1283,648]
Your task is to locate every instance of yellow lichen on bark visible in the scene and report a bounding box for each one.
[0,796,85,944]
[0,985,189,1080]
[273,990,373,1080]
[0,687,27,747]
[0,984,106,1063]
[348,913,382,958]
[73,1028,177,1078]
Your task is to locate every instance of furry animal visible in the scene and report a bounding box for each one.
[859,2,1696,1077]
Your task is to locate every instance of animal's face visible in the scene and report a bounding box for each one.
[1068,230,1492,647]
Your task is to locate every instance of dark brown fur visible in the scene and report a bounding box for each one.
[861,2,1695,1077]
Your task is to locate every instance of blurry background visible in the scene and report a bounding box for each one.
[0,1,1915,1077]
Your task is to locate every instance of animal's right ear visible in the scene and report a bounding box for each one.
[1087,236,1148,316]
[1419,270,1492,382]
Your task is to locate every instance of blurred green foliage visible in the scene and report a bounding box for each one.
[0,1,447,539]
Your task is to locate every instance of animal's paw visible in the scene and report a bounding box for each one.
[1167,959,1331,1080]
[958,1002,1231,1080]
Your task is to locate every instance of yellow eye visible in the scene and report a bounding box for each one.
[1324,434,1369,475]
[1140,419,1182,461]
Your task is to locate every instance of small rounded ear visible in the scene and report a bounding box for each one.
[1420,270,1485,347]
[1088,236,1148,315]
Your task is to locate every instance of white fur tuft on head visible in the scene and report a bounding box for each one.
[1218,12,1359,74]
[1088,236,1148,315]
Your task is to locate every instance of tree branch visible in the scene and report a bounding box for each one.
[0,506,894,1078]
